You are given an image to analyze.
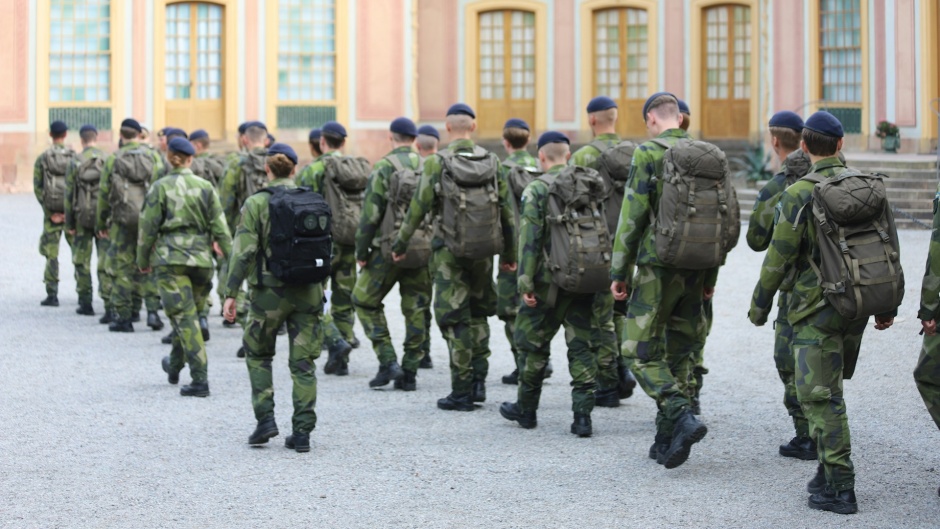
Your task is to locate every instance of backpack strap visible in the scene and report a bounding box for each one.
[589,139,612,154]
[254,187,279,285]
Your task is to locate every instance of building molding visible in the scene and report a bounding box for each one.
[919,0,937,146]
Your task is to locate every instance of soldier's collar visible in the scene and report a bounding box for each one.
[809,156,845,173]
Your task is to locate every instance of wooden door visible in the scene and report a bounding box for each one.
[477,10,536,138]
[701,4,751,139]
[594,8,649,139]
[165,3,225,137]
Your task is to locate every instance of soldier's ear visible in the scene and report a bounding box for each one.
[836,138,844,153]
[800,139,809,154]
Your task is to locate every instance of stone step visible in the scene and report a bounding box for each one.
[848,159,938,172]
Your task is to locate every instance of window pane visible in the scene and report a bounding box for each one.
[820,0,862,103]
[49,0,111,102]
[278,0,336,102]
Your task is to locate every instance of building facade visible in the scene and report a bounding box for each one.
[0,0,936,193]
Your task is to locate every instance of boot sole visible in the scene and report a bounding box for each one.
[807,498,858,515]
[780,447,818,460]
[595,400,621,408]
[499,407,536,429]
[571,427,592,438]
[180,391,210,397]
[662,423,708,469]
[369,379,391,388]
[438,403,474,412]
[249,428,280,446]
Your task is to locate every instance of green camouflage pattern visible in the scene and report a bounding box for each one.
[95,141,165,233]
[569,132,619,169]
[157,265,213,383]
[918,182,940,321]
[746,162,792,252]
[915,184,940,430]
[64,147,109,305]
[219,146,268,235]
[34,144,76,295]
[355,146,422,261]
[915,334,940,431]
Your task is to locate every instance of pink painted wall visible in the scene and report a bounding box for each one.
[663,0,685,96]
[417,0,458,120]
[553,0,576,122]
[874,0,886,122]
[133,0,147,120]
[244,0,259,119]
[357,0,406,120]
[772,0,804,112]
[895,0,917,126]
[0,0,29,124]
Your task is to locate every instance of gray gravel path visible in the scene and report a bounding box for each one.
[1,193,938,528]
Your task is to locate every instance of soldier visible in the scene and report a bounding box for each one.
[392,103,516,411]
[188,128,225,340]
[746,110,817,460]
[64,124,108,316]
[33,120,77,307]
[570,96,634,407]
[749,111,896,514]
[308,128,323,159]
[916,174,940,499]
[96,118,166,332]
[499,131,599,437]
[138,137,231,397]
[610,93,711,468]
[223,143,327,453]
[416,125,440,159]
[352,117,431,391]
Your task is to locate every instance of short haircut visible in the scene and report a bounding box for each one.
[503,127,530,149]
[51,132,67,140]
[769,126,801,152]
[120,127,139,140]
[801,128,840,157]
[391,132,416,144]
[539,142,570,164]
[309,140,323,157]
[645,95,680,121]
[192,137,210,150]
[266,153,296,178]
[590,107,618,126]
[322,131,345,149]
[246,125,267,145]
[446,114,473,133]
[680,112,691,131]
[416,134,438,153]
[167,150,191,169]
[80,129,98,143]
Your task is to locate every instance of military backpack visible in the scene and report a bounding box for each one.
[801,169,904,320]
[437,147,504,259]
[41,147,76,213]
[651,138,740,270]
[380,154,431,268]
[109,147,156,228]
[74,153,105,230]
[592,139,638,234]
[191,154,225,187]
[237,149,269,207]
[502,158,543,230]
[259,186,332,285]
[322,155,370,246]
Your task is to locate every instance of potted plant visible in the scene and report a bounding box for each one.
[731,143,773,188]
[876,120,900,153]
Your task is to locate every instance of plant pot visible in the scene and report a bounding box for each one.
[881,134,900,153]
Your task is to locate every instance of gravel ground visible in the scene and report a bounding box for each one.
[1,192,939,528]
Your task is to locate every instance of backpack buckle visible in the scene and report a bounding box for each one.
[878,229,890,243]
[839,240,849,254]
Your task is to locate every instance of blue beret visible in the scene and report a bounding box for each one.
[168,137,195,156]
[121,118,142,132]
[587,96,618,113]
[165,127,188,139]
[390,117,418,137]
[677,99,691,115]
[642,92,679,119]
[50,121,68,135]
[267,142,299,165]
[537,131,570,150]
[322,121,347,138]
[189,129,209,141]
[309,128,322,142]
[267,133,276,144]
[238,122,250,135]
[446,103,476,119]
[242,121,267,132]
[79,124,97,135]
[417,125,439,140]
[503,118,530,131]
[768,110,804,132]
[803,111,844,138]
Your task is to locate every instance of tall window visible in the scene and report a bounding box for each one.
[277,0,336,102]
[594,8,648,101]
[49,0,111,103]
[704,6,750,100]
[476,10,536,137]
[820,0,862,103]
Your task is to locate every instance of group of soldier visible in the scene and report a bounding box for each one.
[30,89,940,515]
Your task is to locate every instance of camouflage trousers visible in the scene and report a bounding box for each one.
[352,250,431,373]
[592,291,620,392]
[39,215,74,296]
[773,292,808,437]
[914,332,940,431]
[614,299,631,371]
[330,242,358,341]
[497,267,521,371]
[792,306,866,492]
[515,286,597,415]
[157,265,212,383]
[431,247,496,394]
[687,299,713,400]
[624,266,707,436]
[107,224,160,321]
[72,227,111,306]
[218,258,247,325]
[243,283,324,434]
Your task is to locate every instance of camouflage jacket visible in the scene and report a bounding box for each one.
[96,141,165,232]
[920,182,940,320]
[569,132,620,169]
[391,138,517,262]
[33,143,76,214]
[64,146,105,231]
[218,146,267,235]
[500,149,539,202]
[355,146,421,261]
[295,150,341,194]
[517,164,566,294]
[746,162,792,252]
[136,167,232,270]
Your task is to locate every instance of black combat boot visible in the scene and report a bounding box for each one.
[780,436,817,460]
[595,387,621,408]
[131,312,141,323]
[369,360,405,388]
[618,365,637,399]
[99,309,114,325]
[285,432,311,453]
[109,319,134,333]
[649,433,671,461]
[147,311,164,331]
[76,302,95,316]
[348,335,361,349]
[222,319,238,328]
[807,464,826,494]
[808,486,858,515]
[162,356,180,385]
[394,370,417,391]
[419,351,433,369]
[570,413,593,437]
[236,346,246,358]
[501,369,519,385]
[437,392,474,411]
[659,410,707,469]
[471,381,486,403]
[248,417,279,445]
[180,381,210,397]
[199,316,210,341]
[324,339,352,375]
[40,294,59,307]
[162,330,176,344]
[544,360,554,379]
[499,402,537,429]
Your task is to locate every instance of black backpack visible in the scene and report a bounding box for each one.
[258,186,333,285]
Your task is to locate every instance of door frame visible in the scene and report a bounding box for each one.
[464,0,547,133]
[153,0,237,140]
[689,0,760,140]
[921,0,939,150]
[579,0,658,133]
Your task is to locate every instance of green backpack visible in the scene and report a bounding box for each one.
[109,147,156,228]
[437,147,504,259]
[41,147,76,213]
[502,158,543,230]
[592,139,638,234]
[323,155,371,246]
[380,155,431,268]
[191,154,225,187]
[237,150,269,206]
[74,154,105,230]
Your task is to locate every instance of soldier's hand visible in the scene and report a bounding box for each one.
[357,259,367,270]
[874,316,895,331]
[139,266,152,274]
[97,230,109,239]
[67,229,76,236]
[50,213,65,224]
[748,308,768,327]
[223,297,237,323]
[921,319,937,336]
[212,241,224,257]
[523,292,538,308]
[611,281,629,301]
[703,286,715,301]
[392,252,406,263]
[499,262,517,273]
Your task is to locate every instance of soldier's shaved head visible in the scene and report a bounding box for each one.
[539,142,570,167]
[246,125,267,147]
[445,114,474,134]
[416,134,438,156]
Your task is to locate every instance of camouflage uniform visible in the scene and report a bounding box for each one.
[610,129,717,436]
[915,183,940,430]
[497,149,539,372]
[95,142,164,321]
[749,156,881,493]
[570,133,624,395]
[33,144,76,298]
[515,164,597,414]
[137,167,232,382]
[64,146,110,308]
[224,177,324,434]
[392,139,516,395]
[191,151,226,318]
[352,146,432,372]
